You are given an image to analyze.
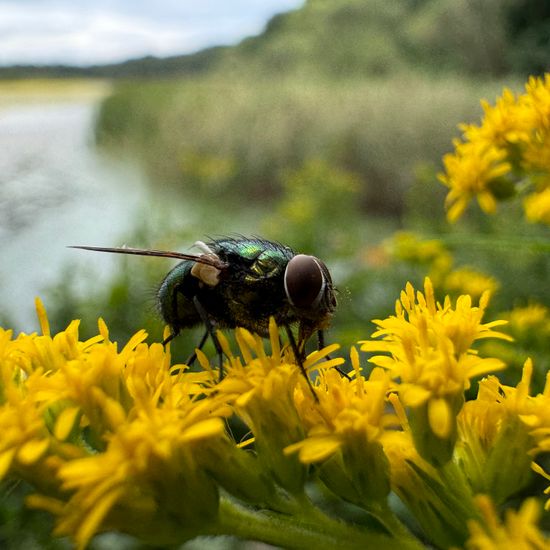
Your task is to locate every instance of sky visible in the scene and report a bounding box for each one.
[0,0,304,66]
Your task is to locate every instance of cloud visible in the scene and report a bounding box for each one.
[0,0,303,66]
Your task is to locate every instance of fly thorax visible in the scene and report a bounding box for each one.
[191,254,222,286]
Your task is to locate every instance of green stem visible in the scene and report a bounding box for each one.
[213,496,423,550]
[440,233,550,253]
[363,500,417,541]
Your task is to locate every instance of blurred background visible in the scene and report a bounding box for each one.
[1,0,549,364]
[1,0,550,547]
[1,0,549,365]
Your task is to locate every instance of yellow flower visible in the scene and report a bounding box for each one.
[503,303,550,361]
[51,397,226,549]
[361,278,511,465]
[439,141,510,222]
[522,139,550,176]
[286,349,396,462]
[1,301,231,549]
[387,231,452,266]
[516,362,550,511]
[439,73,550,222]
[461,88,532,148]
[2,293,548,550]
[443,267,500,301]
[0,365,54,482]
[456,377,534,505]
[384,231,454,285]
[209,319,345,495]
[285,348,399,505]
[524,187,550,225]
[464,495,548,550]
[508,303,550,335]
[0,306,93,488]
[464,360,550,510]
[382,425,477,549]
[524,74,550,134]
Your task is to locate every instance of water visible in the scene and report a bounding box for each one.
[0,100,150,331]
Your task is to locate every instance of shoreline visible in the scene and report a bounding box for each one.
[0,78,112,109]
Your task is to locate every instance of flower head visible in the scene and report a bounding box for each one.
[439,141,511,222]
[1,283,548,550]
[361,278,511,464]
[1,300,231,549]
[465,495,548,550]
[439,73,550,223]
[209,319,345,495]
[382,428,478,548]
[443,267,500,302]
[457,359,550,510]
[285,347,398,505]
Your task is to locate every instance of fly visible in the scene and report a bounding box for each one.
[70,237,339,400]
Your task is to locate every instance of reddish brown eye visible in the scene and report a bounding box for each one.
[284,254,324,309]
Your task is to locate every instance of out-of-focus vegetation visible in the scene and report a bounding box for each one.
[95,75,518,214]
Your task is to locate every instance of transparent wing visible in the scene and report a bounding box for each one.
[68,245,228,269]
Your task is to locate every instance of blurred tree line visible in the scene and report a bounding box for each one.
[1,0,547,80]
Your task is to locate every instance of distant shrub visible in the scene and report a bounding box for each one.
[96,75,518,216]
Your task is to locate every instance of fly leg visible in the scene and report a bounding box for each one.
[162,329,180,346]
[185,329,209,367]
[318,330,351,380]
[285,324,318,403]
[193,296,225,381]
[168,330,209,376]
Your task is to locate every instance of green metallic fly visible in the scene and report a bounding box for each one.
[70,236,338,399]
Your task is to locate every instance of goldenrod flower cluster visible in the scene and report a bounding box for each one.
[384,231,499,300]
[1,284,548,549]
[439,73,550,224]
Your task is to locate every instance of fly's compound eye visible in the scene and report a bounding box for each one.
[284,254,326,309]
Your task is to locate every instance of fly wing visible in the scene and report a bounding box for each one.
[68,245,228,270]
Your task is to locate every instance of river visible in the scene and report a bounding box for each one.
[0,98,151,331]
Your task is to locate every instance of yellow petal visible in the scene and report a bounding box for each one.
[181,418,224,442]
[121,329,148,354]
[0,449,16,479]
[196,349,212,372]
[467,358,506,378]
[447,198,468,223]
[75,486,124,550]
[17,438,49,465]
[26,494,65,515]
[360,341,392,352]
[477,191,497,214]
[531,462,550,480]
[55,406,81,440]
[428,397,451,439]
[367,356,398,369]
[304,344,340,368]
[102,398,127,430]
[400,385,431,407]
[34,297,50,336]
[286,436,342,463]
